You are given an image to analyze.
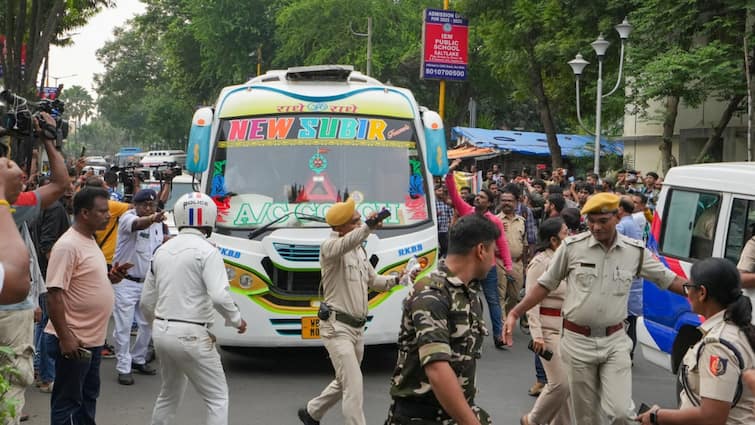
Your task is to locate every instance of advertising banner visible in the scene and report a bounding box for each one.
[421,8,469,81]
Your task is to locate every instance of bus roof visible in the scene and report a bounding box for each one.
[214,65,417,119]
[664,162,755,195]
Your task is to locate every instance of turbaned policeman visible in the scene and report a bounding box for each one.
[299,198,406,425]
[385,214,500,425]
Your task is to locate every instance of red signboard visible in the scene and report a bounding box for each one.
[421,9,469,81]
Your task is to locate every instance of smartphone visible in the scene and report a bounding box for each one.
[365,208,391,227]
[527,339,553,361]
[637,403,651,415]
[80,146,86,157]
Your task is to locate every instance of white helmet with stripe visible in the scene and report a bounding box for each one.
[173,192,217,232]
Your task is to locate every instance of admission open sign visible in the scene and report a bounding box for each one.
[421,8,469,81]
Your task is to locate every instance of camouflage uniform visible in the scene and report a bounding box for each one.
[385,263,492,425]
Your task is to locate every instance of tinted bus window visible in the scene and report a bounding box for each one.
[660,190,720,259]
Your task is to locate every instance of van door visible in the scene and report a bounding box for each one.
[646,189,722,330]
[723,195,755,322]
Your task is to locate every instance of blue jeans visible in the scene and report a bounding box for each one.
[34,294,55,383]
[535,354,547,383]
[480,265,502,339]
[47,334,103,425]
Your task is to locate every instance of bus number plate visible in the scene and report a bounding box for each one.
[301,317,320,339]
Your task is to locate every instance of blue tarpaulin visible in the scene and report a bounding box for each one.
[451,127,623,157]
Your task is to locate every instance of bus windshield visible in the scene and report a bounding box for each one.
[209,114,431,229]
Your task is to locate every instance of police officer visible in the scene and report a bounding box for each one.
[737,236,755,290]
[112,189,166,385]
[503,193,688,425]
[385,214,499,425]
[298,198,404,425]
[636,258,755,425]
[496,187,527,318]
[140,192,247,425]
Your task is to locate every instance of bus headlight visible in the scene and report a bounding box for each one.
[224,262,269,294]
[239,274,253,289]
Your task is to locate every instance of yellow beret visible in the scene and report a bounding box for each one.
[581,192,620,215]
[326,198,356,226]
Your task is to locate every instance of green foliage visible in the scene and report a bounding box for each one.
[0,346,19,422]
[60,85,95,124]
[626,0,748,114]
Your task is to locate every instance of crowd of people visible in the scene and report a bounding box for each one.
[3,138,755,425]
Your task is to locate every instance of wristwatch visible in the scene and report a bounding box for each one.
[649,408,659,425]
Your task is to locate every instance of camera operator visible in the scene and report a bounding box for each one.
[0,157,30,304]
[0,111,70,423]
[298,198,412,425]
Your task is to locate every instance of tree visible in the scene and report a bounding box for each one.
[627,0,749,171]
[462,0,629,171]
[60,84,94,124]
[0,0,112,96]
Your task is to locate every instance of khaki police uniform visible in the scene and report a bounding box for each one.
[736,237,755,325]
[538,230,677,425]
[305,199,398,425]
[525,249,570,425]
[497,212,527,317]
[679,310,755,424]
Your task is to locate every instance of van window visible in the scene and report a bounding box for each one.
[660,189,720,260]
[725,198,755,264]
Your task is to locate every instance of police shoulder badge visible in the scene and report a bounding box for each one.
[709,355,728,377]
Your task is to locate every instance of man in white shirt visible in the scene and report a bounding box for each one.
[140,192,246,425]
[112,189,166,385]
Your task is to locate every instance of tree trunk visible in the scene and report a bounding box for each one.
[747,8,755,161]
[694,95,745,163]
[526,42,563,170]
[660,95,679,173]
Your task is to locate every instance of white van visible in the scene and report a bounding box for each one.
[639,162,755,375]
[139,150,186,168]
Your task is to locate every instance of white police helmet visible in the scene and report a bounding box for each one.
[173,192,217,231]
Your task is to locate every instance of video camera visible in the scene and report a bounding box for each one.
[152,162,182,181]
[110,166,150,199]
[0,88,69,147]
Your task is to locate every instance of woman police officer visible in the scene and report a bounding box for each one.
[520,217,571,425]
[637,257,755,425]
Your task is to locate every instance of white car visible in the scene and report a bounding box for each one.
[139,150,186,168]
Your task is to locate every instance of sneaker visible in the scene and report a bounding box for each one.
[528,381,545,397]
[131,362,157,375]
[19,412,29,422]
[101,344,116,359]
[118,372,135,385]
[38,381,54,393]
[297,407,320,425]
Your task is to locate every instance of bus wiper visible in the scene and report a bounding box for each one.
[247,211,326,239]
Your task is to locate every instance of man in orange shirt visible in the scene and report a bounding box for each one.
[45,187,131,424]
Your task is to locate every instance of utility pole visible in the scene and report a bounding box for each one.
[350,18,373,77]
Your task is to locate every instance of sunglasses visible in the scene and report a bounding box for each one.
[682,283,703,295]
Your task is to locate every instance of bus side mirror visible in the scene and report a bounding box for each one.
[186,107,213,174]
[421,110,448,176]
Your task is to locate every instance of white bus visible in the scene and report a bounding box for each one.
[184,65,449,347]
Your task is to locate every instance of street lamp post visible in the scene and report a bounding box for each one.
[568,18,632,175]
[50,74,77,87]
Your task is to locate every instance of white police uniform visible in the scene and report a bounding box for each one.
[112,208,164,375]
[140,192,242,425]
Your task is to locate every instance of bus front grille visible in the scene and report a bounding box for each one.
[273,243,320,262]
[262,257,321,294]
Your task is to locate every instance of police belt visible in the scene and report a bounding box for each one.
[393,399,450,421]
[333,310,366,328]
[125,275,145,283]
